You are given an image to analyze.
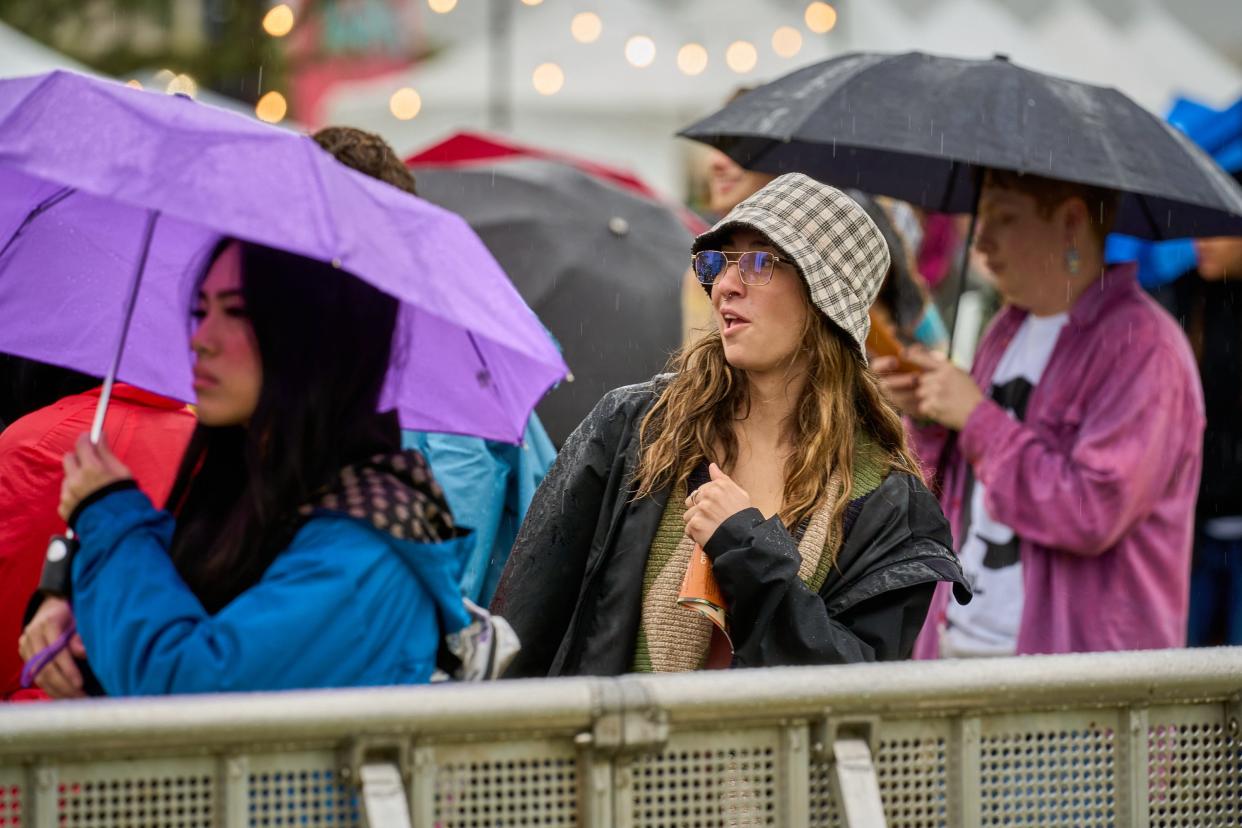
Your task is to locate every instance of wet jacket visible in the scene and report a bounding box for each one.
[403,415,557,605]
[1152,272,1242,522]
[491,379,969,677]
[912,264,1205,657]
[0,384,194,700]
[71,485,472,696]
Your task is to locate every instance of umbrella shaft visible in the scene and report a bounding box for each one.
[90,210,160,445]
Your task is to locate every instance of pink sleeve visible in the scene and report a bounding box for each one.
[907,418,953,488]
[957,346,1201,556]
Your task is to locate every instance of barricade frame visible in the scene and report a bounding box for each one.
[1,648,1239,828]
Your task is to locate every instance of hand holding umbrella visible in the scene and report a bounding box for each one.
[58,433,133,522]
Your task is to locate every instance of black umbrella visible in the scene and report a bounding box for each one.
[413,159,691,445]
[680,51,1242,240]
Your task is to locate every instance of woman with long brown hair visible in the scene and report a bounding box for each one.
[493,174,969,677]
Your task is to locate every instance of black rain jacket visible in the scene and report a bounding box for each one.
[491,379,970,677]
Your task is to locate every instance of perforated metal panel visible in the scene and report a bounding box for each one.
[0,777,22,828]
[807,755,842,828]
[633,728,778,828]
[979,717,1116,826]
[1148,708,1242,827]
[809,720,949,828]
[53,759,215,828]
[875,726,949,827]
[247,753,359,828]
[432,741,577,827]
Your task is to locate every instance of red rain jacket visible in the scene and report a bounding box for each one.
[0,384,194,701]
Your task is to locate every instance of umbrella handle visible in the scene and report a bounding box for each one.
[89,209,160,445]
[946,172,984,360]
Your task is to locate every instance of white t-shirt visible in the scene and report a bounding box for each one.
[942,312,1068,658]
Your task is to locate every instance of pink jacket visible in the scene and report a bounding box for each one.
[913,263,1204,657]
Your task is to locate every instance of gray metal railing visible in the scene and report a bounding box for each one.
[1,647,1239,827]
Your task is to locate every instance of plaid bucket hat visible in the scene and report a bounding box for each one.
[692,173,891,358]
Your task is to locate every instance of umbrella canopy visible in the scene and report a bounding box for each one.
[680,51,1242,239]
[409,158,691,444]
[408,131,708,237]
[0,71,566,444]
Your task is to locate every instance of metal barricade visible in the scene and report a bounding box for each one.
[1,648,1239,828]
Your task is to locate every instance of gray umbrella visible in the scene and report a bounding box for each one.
[413,159,690,445]
[680,51,1242,239]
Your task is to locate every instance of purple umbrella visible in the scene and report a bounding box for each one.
[0,70,566,444]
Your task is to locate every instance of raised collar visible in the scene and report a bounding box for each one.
[83,383,189,412]
[1067,261,1139,328]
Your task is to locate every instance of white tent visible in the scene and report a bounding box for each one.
[1124,1,1242,110]
[322,0,1242,198]
[1030,1,1184,112]
[0,20,93,78]
[323,0,836,196]
[897,0,1058,68]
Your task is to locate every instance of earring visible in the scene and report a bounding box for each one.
[1065,245,1081,275]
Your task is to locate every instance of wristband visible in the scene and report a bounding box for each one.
[36,533,79,600]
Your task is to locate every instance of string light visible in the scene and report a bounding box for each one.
[570,12,602,44]
[532,63,565,95]
[726,40,758,74]
[427,0,457,13]
[625,36,656,68]
[804,2,838,34]
[389,88,422,120]
[166,74,198,97]
[255,91,288,123]
[677,43,708,76]
[520,0,543,6]
[262,4,295,37]
[772,26,803,58]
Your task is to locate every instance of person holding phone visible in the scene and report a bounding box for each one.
[493,174,969,677]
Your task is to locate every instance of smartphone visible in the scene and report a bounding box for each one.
[866,310,922,373]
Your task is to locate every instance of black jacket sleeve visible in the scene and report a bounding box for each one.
[490,388,630,677]
[703,509,934,666]
[703,469,969,669]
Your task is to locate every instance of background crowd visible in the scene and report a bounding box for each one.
[1,0,1241,701]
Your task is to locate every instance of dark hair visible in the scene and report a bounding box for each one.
[312,126,417,195]
[984,169,1120,246]
[165,240,401,613]
[847,191,930,342]
[0,355,97,430]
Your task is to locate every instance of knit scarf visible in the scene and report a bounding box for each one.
[632,435,890,673]
[296,450,461,543]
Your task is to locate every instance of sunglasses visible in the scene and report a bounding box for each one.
[691,249,789,286]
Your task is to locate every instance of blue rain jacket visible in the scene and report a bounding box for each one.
[71,488,471,696]
[1106,94,1242,288]
[404,416,556,606]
